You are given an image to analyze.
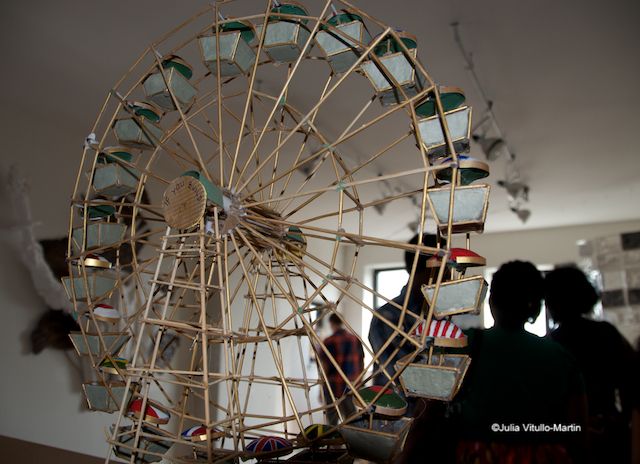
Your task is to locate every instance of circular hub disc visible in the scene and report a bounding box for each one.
[162,176,207,229]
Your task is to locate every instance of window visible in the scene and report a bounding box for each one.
[373,267,409,309]
[362,266,409,367]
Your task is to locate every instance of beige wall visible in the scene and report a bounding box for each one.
[472,219,640,269]
[0,242,112,458]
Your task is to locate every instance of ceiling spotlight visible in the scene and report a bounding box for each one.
[472,134,507,161]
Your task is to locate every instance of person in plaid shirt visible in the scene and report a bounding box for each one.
[319,313,364,424]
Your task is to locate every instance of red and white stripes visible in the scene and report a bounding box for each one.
[413,319,467,347]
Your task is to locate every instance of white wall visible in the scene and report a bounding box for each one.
[0,242,112,457]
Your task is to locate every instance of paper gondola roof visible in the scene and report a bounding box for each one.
[127,101,162,123]
[356,385,407,416]
[425,248,485,270]
[99,356,128,374]
[326,9,364,26]
[415,86,466,118]
[98,146,133,164]
[128,398,170,424]
[269,1,309,24]
[75,253,112,269]
[218,20,256,43]
[160,54,193,80]
[93,303,120,323]
[181,424,223,442]
[450,248,486,268]
[413,319,467,348]
[245,436,293,455]
[297,423,342,444]
[372,30,417,56]
[82,204,116,220]
[435,155,489,186]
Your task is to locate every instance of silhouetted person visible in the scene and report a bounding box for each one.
[545,267,634,463]
[368,233,441,386]
[319,313,364,424]
[632,338,640,464]
[453,261,587,463]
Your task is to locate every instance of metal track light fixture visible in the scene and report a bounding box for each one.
[452,22,531,223]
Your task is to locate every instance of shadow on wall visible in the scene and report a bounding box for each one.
[1,243,86,398]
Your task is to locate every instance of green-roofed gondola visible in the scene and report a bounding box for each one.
[426,183,490,234]
[416,104,472,161]
[199,20,257,77]
[82,381,131,413]
[315,10,371,74]
[69,331,130,357]
[143,55,197,111]
[112,101,164,150]
[71,221,126,253]
[360,31,426,106]
[255,2,312,63]
[341,417,413,464]
[62,267,117,302]
[93,147,139,197]
[396,352,471,401]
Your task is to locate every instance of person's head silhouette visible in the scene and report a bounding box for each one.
[403,233,442,295]
[328,313,343,334]
[489,260,543,330]
[544,267,598,324]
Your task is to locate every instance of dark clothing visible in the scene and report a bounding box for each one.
[453,327,585,442]
[549,318,634,463]
[368,286,422,385]
[455,440,572,464]
[549,318,633,418]
[320,328,364,397]
[322,388,356,426]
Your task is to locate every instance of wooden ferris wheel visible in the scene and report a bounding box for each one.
[65,0,491,462]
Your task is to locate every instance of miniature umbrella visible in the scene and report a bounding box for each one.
[413,319,467,348]
[93,303,120,323]
[297,423,342,444]
[449,248,486,270]
[99,356,128,374]
[245,436,293,457]
[181,424,223,442]
[356,385,407,416]
[128,398,170,425]
[423,248,485,272]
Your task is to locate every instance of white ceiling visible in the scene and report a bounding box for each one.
[1,0,639,239]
